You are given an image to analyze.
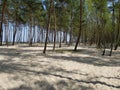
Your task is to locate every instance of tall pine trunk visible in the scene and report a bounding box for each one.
[114,5,120,50]
[74,0,83,51]
[5,24,8,46]
[12,21,17,45]
[59,31,62,48]
[0,0,7,45]
[43,0,52,53]
[29,15,33,46]
[109,1,115,56]
[53,1,57,51]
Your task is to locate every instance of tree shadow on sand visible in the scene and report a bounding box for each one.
[46,47,120,66]
[9,80,95,90]
[9,85,32,90]
[0,59,119,89]
[0,47,120,90]
[45,54,120,67]
[0,47,120,67]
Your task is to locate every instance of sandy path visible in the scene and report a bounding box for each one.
[0,45,119,90]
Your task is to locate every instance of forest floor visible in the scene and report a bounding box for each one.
[0,44,120,90]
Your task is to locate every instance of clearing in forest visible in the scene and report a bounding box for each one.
[0,44,120,90]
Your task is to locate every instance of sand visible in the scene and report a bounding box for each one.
[0,44,119,90]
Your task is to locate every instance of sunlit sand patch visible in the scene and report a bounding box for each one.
[0,45,119,90]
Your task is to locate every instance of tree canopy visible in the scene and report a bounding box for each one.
[0,0,120,55]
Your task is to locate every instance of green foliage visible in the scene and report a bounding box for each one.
[0,0,120,47]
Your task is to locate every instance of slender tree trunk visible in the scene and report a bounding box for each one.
[43,0,52,54]
[33,19,36,43]
[41,27,44,43]
[62,31,65,43]
[57,31,59,43]
[12,22,17,45]
[69,30,72,46]
[0,0,7,45]
[29,15,33,46]
[53,1,57,51]
[66,31,68,44]
[5,24,8,46]
[102,43,106,56]
[84,26,87,45]
[74,0,83,51]
[109,2,115,56]
[114,6,120,50]
[59,31,62,48]
[69,0,73,46]
[102,32,106,55]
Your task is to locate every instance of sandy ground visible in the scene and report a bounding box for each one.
[0,44,119,90]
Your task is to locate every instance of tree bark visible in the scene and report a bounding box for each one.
[29,15,33,46]
[59,31,62,48]
[53,0,57,51]
[114,5,120,50]
[109,1,115,56]
[43,0,52,53]
[5,24,8,46]
[0,0,7,45]
[12,22,17,45]
[74,0,83,51]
